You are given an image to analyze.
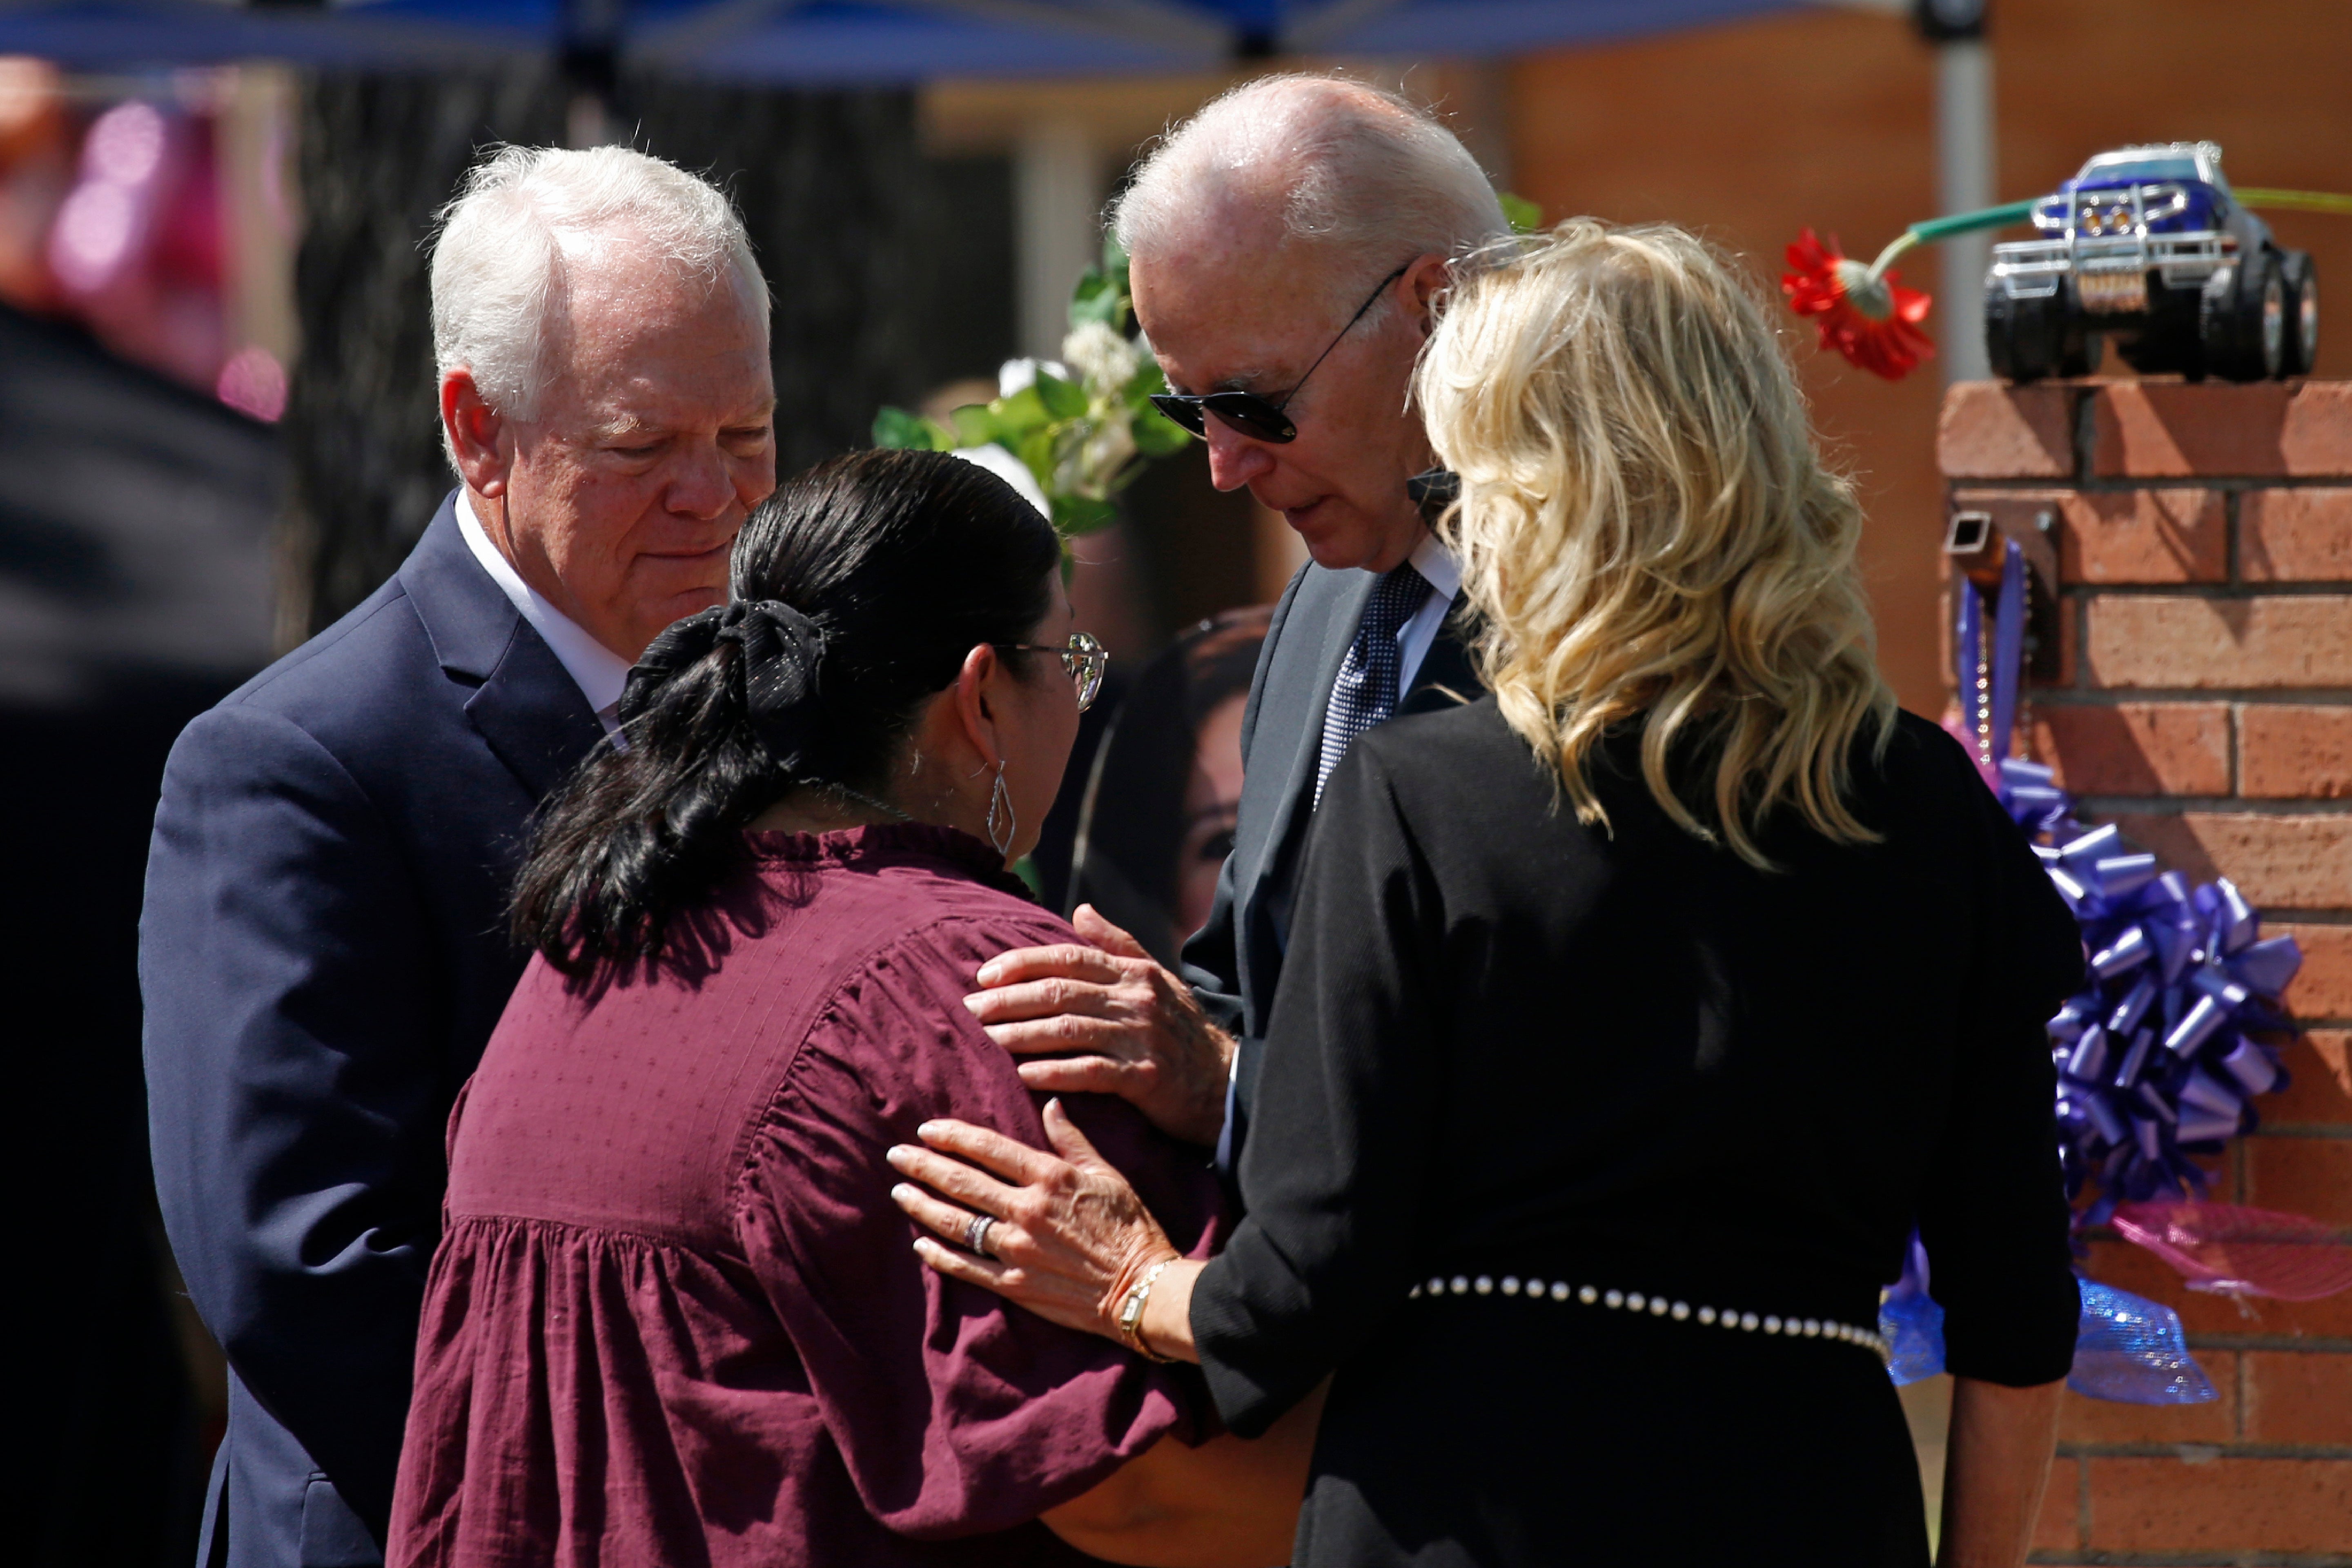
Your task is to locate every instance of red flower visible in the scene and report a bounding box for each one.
[1781,228,1935,381]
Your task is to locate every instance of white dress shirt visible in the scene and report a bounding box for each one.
[1395,529,1462,696]
[455,492,633,737]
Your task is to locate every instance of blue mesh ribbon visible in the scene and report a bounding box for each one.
[1877,1241,2215,1405]
[2069,1279,2216,1404]
[1880,1234,1948,1387]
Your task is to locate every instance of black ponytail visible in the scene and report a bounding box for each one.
[512,447,1061,977]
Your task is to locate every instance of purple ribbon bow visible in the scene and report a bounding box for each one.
[1996,755,2301,1223]
[1953,543,2301,1223]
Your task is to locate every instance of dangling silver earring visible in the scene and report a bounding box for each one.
[984,760,1015,858]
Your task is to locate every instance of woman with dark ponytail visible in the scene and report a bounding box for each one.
[388,449,1319,1568]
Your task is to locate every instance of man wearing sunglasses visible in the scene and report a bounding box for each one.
[965,74,1509,1176]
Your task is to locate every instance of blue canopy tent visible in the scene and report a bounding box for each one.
[0,0,1804,82]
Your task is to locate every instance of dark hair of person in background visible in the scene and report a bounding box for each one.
[1067,606,1272,967]
[512,447,1060,977]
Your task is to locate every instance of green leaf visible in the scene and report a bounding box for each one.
[1016,426,1059,490]
[1052,494,1118,536]
[1498,190,1544,236]
[1033,370,1088,421]
[1129,357,1168,398]
[993,385,1050,440]
[1070,269,1125,330]
[1131,404,1191,457]
[873,405,948,450]
[949,402,999,447]
[1070,232,1135,333]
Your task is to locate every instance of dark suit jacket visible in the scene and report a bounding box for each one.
[141,494,604,1566]
[1180,552,1477,1169]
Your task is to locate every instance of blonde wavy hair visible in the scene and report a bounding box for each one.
[1415,218,1896,868]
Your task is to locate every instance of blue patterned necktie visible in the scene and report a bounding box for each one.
[1315,562,1434,805]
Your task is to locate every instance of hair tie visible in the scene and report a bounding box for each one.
[621,599,833,771]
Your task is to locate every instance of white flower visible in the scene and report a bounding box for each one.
[997,357,1070,399]
[1059,416,1136,499]
[1060,320,1139,394]
[948,443,1050,521]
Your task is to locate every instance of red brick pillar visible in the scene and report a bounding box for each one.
[1939,380,2352,1562]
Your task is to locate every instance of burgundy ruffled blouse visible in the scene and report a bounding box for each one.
[388,825,1225,1567]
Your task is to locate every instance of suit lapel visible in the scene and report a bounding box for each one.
[1236,565,1376,938]
[1399,606,1482,718]
[398,492,605,801]
[464,627,607,800]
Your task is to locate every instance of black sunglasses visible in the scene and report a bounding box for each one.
[1148,261,1413,445]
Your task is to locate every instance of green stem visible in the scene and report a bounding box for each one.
[1858,189,2350,287]
[1853,200,2041,282]
[1864,230,1921,278]
[2237,188,2352,216]
[1862,198,2040,283]
[1910,198,2041,243]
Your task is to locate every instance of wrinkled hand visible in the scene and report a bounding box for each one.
[888,1099,1178,1343]
[966,904,1234,1147]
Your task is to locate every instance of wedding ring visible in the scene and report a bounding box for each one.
[965,1214,996,1257]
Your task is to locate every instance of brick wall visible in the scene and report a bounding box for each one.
[1940,380,2352,1565]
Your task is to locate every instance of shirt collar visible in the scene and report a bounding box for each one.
[455,492,633,728]
[1409,527,1462,603]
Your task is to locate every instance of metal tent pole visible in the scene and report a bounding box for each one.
[1918,0,1994,382]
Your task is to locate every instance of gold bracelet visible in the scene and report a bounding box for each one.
[1114,1259,1176,1363]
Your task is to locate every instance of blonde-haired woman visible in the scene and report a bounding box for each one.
[888,221,2085,1568]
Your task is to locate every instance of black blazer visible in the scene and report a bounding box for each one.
[1185,701,2085,1565]
[140,494,603,1565]
[1179,553,1476,1169]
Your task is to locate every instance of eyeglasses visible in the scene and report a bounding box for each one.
[994,630,1109,712]
[1147,260,1413,445]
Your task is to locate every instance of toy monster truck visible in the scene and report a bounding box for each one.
[1986,142,2318,383]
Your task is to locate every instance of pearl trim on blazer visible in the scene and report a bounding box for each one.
[1409,1273,1893,1364]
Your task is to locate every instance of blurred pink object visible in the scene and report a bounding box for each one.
[2112,1200,2352,1301]
[1940,713,2001,793]
[216,344,285,421]
[44,97,225,389]
[49,100,167,295]
[85,96,167,185]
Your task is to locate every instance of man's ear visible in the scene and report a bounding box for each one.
[441,369,512,498]
[951,642,1005,772]
[1407,252,1448,340]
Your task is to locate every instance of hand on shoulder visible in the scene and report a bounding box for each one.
[964,905,1235,1147]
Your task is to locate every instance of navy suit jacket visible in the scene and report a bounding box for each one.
[1180,553,1477,1171]
[141,494,604,1566]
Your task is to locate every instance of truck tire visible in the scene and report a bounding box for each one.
[2278,249,2320,376]
[2057,322,2105,379]
[2115,280,2204,379]
[2202,248,2285,381]
[1987,285,2063,382]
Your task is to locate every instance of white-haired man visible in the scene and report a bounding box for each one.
[141,146,775,1567]
[968,76,1507,1170]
